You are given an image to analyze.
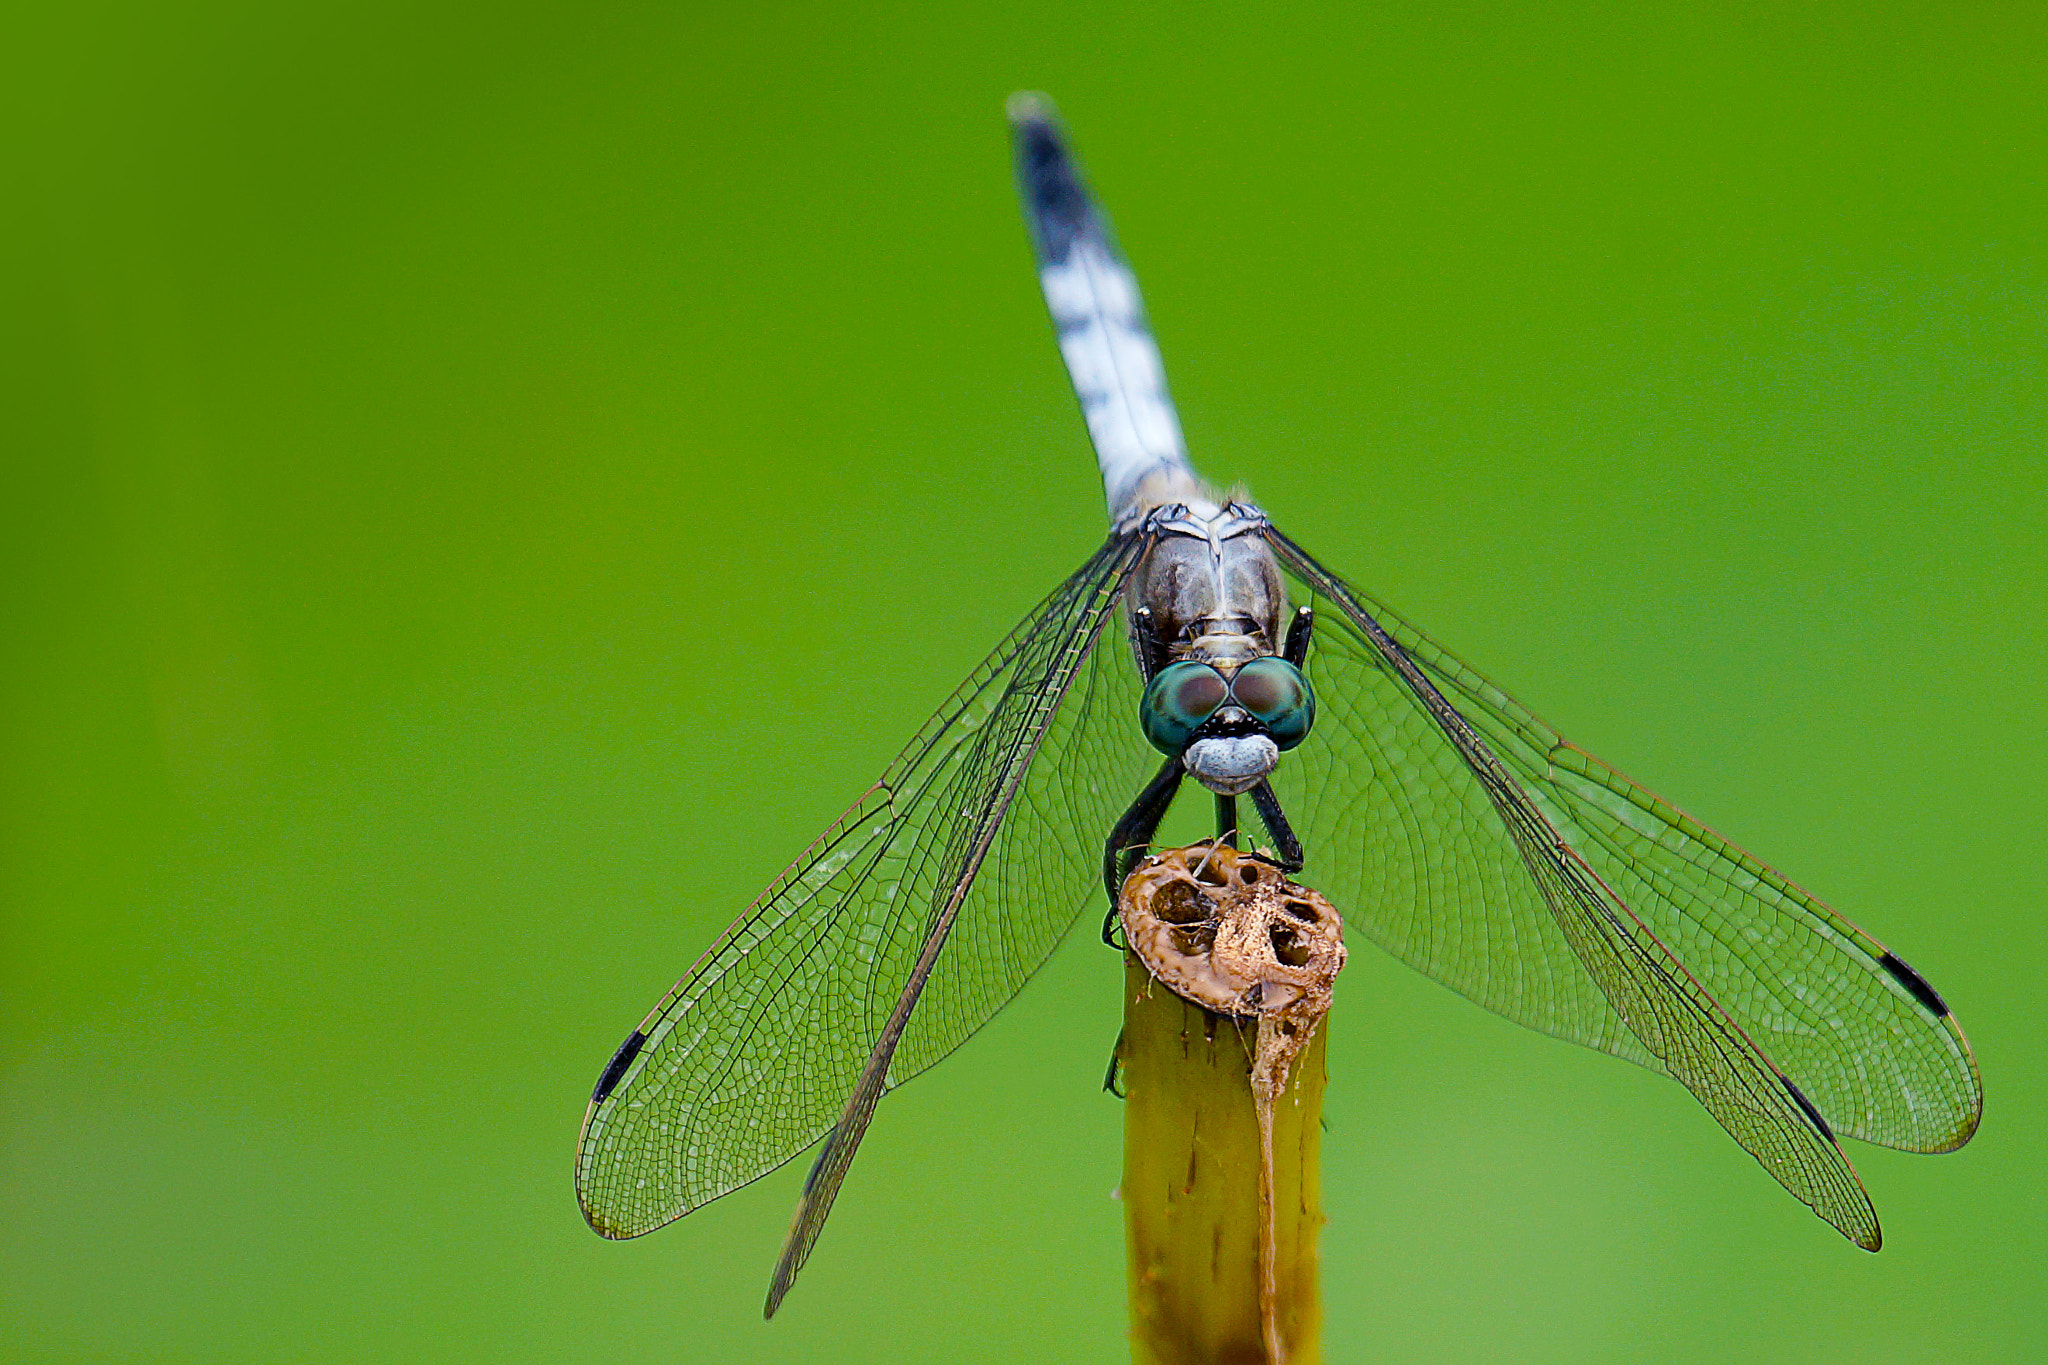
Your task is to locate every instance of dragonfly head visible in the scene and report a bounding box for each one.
[1139,654,1316,794]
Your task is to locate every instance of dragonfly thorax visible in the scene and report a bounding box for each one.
[1129,504,1288,660]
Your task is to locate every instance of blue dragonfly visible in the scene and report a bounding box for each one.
[575,95,1981,1316]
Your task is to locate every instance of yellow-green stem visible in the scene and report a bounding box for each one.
[1120,955,1326,1365]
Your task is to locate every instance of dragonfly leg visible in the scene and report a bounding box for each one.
[1102,756,1186,943]
[1249,779,1305,872]
[1215,792,1239,848]
[1283,604,1315,668]
[1102,1026,1127,1098]
[1132,605,1173,681]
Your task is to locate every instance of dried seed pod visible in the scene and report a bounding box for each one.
[1119,842,1345,1100]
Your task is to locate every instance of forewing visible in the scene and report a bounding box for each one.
[1279,537,1980,1156]
[1264,527,1885,1248]
[575,533,1154,1239]
[892,580,1154,1081]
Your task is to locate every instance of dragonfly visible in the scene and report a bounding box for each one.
[575,94,1981,1316]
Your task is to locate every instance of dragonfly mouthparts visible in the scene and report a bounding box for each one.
[1184,733,1280,794]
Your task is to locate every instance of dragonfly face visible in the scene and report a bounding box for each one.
[1140,654,1315,769]
[574,94,1982,1319]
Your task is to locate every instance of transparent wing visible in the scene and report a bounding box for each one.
[574,531,1156,1247]
[1262,527,1918,1248]
[1265,530,1980,1157]
[1350,573,1981,1156]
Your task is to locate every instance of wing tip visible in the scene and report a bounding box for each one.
[590,1028,648,1105]
[1931,1098,1984,1153]
[577,1200,634,1240]
[1779,1075,1837,1143]
[1876,950,1952,1018]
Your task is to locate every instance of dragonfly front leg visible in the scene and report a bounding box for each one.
[1132,605,1173,682]
[1249,779,1304,872]
[1102,756,1186,943]
[1283,604,1314,668]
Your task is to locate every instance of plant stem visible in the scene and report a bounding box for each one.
[1120,954,1328,1364]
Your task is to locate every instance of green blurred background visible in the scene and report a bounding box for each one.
[5,2,2043,1361]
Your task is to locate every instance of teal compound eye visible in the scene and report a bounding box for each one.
[1229,656,1315,750]
[1140,661,1229,754]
